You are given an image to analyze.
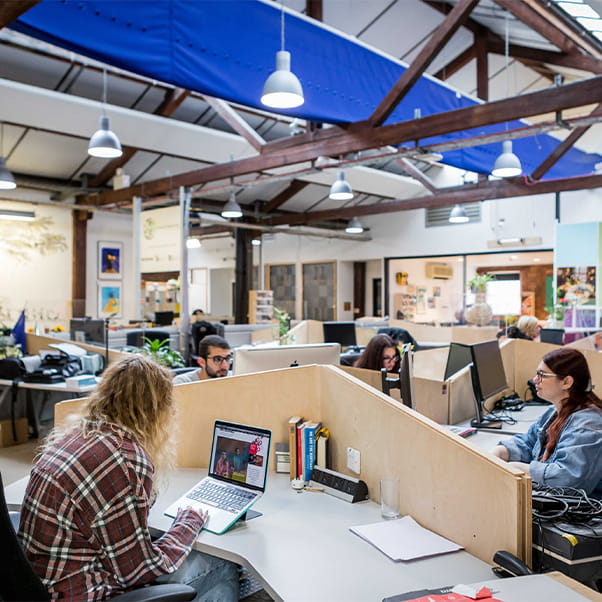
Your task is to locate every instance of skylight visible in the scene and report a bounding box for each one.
[554,0,602,41]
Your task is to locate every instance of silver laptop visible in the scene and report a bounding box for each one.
[164,420,272,534]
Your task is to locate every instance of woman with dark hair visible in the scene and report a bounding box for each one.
[492,347,602,498]
[354,333,400,372]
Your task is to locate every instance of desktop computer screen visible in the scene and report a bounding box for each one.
[322,322,357,348]
[232,343,341,376]
[443,342,473,380]
[540,328,564,345]
[154,310,175,326]
[70,318,105,345]
[469,339,508,428]
[399,348,415,409]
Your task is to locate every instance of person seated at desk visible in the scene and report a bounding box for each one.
[18,354,239,601]
[174,335,231,384]
[354,333,400,373]
[497,315,541,342]
[492,348,602,498]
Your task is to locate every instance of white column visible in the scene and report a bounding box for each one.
[132,196,142,320]
[179,186,191,357]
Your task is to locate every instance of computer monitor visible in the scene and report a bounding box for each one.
[322,322,357,348]
[443,342,473,380]
[70,318,105,345]
[232,343,341,376]
[154,310,174,326]
[469,340,509,428]
[381,344,414,409]
[540,328,564,345]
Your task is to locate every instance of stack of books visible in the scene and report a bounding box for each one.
[288,416,329,481]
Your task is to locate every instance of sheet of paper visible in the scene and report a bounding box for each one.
[349,515,463,561]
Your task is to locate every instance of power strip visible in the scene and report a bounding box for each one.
[309,466,368,503]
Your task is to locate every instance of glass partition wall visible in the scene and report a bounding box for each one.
[385,250,553,326]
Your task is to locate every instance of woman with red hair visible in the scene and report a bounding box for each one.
[492,347,602,498]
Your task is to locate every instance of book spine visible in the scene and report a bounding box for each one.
[297,422,306,481]
[304,423,320,481]
[316,431,328,468]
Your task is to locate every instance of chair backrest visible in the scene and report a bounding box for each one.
[377,327,417,346]
[191,321,224,354]
[126,330,171,348]
[0,472,51,601]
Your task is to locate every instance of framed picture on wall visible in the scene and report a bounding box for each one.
[98,241,122,280]
[98,283,122,318]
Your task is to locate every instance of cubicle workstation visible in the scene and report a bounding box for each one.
[54,364,532,573]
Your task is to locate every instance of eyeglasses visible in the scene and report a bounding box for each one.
[383,355,397,362]
[207,354,232,364]
[534,369,556,380]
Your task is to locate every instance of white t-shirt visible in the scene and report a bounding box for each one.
[173,369,202,384]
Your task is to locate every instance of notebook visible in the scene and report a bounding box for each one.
[164,420,272,534]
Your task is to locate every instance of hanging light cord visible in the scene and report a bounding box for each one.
[280,0,285,51]
[504,14,510,99]
[0,122,4,156]
[102,69,108,116]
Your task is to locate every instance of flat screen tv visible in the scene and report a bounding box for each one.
[322,322,357,348]
[232,343,341,376]
[154,310,175,326]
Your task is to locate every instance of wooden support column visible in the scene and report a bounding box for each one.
[353,262,366,319]
[234,229,254,324]
[72,203,91,317]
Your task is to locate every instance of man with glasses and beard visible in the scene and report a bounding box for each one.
[174,335,232,384]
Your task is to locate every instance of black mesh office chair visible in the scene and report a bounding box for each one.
[190,321,226,355]
[0,472,195,602]
[377,327,417,347]
[126,330,171,348]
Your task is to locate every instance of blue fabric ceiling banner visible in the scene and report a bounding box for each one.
[11,0,602,179]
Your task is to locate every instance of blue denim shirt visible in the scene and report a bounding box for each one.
[500,406,602,499]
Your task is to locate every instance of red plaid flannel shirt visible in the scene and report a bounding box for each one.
[18,424,202,601]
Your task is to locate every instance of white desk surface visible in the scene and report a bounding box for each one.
[7,471,494,602]
[455,403,551,435]
[0,377,97,394]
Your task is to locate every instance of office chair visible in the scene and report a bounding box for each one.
[377,327,417,347]
[126,330,171,348]
[0,472,195,602]
[190,321,225,355]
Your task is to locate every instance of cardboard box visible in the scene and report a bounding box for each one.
[0,418,28,447]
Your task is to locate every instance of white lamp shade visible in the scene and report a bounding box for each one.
[186,238,201,249]
[329,171,354,200]
[251,238,262,246]
[261,50,304,109]
[88,115,123,158]
[345,216,364,234]
[492,140,522,178]
[221,193,243,218]
[449,204,469,223]
[0,157,16,190]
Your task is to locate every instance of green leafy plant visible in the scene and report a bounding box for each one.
[140,337,185,368]
[468,273,493,292]
[273,306,293,344]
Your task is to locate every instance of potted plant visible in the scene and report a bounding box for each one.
[273,307,294,345]
[466,273,493,326]
[140,337,185,369]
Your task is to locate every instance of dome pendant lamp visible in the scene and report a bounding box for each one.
[221,191,243,219]
[345,216,364,234]
[261,0,304,109]
[329,171,353,201]
[449,204,469,223]
[88,70,123,159]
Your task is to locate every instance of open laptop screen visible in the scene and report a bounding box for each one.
[208,420,272,492]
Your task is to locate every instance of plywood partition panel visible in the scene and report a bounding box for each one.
[413,346,449,381]
[389,320,452,343]
[287,320,324,344]
[25,333,128,364]
[450,326,499,344]
[250,327,277,344]
[356,327,376,346]
[448,366,477,424]
[567,334,599,351]
[318,366,530,564]
[511,340,560,396]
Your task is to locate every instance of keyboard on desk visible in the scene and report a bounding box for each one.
[188,480,257,513]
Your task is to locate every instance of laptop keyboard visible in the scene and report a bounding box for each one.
[188,480,257,513]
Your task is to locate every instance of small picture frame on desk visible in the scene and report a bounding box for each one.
[98,241,122,280]
[98,283,122,318]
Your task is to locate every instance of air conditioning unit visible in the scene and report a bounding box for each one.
[425,263,453,280]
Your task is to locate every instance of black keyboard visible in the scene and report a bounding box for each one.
[188,480,256,513]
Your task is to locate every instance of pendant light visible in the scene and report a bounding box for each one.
[88,70,123,158]
[221,190,243,219]
[345,216,364,234]
[0,123,16,190]
[492,14,521,178]
[329,171,353,201]
[261,0,304,109]
[449,204,469,223]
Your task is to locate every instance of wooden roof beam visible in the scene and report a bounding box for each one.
[263,180,309,213]
[264,173,602,226]
[530,103,602,181]
[397,158,438,193]
[0,1,41,28]
[203,95,265,152]
[369,0,480,126]
[82,75,602,206]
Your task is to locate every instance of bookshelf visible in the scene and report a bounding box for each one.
[248,289,274,324]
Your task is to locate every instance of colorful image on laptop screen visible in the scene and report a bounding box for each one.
[209,421,271,491]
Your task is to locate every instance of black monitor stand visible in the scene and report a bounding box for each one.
[469,364,502,429]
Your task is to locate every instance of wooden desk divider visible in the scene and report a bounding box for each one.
[54,364,531,566]
[25,333,129,365]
